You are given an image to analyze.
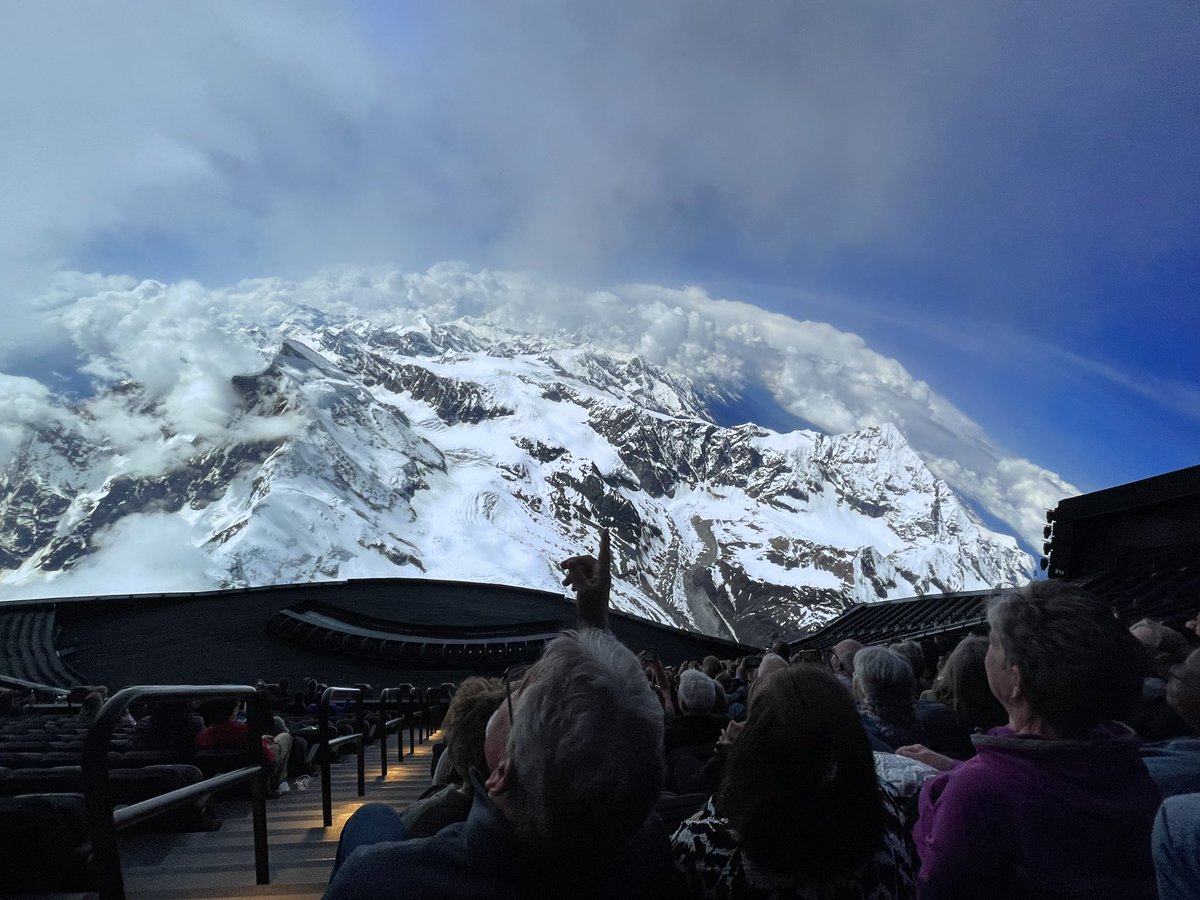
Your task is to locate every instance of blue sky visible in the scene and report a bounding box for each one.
[1,1,1197,501]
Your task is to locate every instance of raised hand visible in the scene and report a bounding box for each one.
[561,528,611,629]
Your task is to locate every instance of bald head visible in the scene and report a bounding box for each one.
[831,639,863,676]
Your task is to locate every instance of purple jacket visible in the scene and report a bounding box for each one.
[913,723,1160,900]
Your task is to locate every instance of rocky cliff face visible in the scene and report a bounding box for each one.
[0,315,1032,645]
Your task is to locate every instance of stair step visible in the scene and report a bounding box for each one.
[116,730,442,899]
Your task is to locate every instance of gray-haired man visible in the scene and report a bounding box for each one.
[325,530,672,899]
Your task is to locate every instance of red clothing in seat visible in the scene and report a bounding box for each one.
[196,720,277,763]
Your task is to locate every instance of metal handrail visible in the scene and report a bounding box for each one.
[376,686,414,777]
[318,686,365,827]
[83,684,272,900]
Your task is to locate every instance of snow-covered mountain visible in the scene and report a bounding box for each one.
[0,310,1031,644]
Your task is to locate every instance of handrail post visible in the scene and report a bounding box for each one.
[379,696,388,777]
[319,691,333,828]
[248,685,271,884]
[251,769,270,884]
[83,684,271,898]
[318,686,365,827]
[355,694,366,797]
[83,688,128,900]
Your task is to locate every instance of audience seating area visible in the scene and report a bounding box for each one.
[0,608,85,687]
[1078,543,1200,623]
[792,591,991,651]
[2,569,1198,897]
[267,601,561,668]
[0,675,451,897]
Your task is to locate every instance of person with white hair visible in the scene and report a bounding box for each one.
[664,668,725,754]
[854,646,928,751]
[325,530,673,899]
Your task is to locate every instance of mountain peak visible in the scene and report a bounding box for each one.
[0,313,1032,640]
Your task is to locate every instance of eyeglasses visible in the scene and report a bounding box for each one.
[503,663,532,723]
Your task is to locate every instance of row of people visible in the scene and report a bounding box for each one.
[324,530,1196,898]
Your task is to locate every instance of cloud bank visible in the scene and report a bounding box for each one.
[2,265,1074,556]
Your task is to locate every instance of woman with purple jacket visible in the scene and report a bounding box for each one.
[898,581,1160,900]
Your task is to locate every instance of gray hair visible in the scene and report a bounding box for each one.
[506,629,664,858]
[757,652,789,681]
[988,580,1146,734]
[853,646,916,722]
[678,669,718,714]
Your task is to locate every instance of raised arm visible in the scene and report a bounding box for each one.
[560,528,611,630]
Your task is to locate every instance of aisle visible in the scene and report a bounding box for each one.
[117,730,440,899]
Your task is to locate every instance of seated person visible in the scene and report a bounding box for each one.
[75,691,105,724]
[915,635,1005,759]
[670,664,917,898]
[1141,645,1200,797]
[664,670,725,753]
[854,647,928,751]
[1127,619,1193,740]
[197,699,292,792]
[899,581,1160,899]
[889,640,930,693]
[133,700,204,760]
[400,676,506,839]
[829,639,863,692]
[1153,792,1200,900]
[325,530,673,899]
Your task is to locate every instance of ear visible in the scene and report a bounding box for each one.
[1007,664,1026,705]
[485,757,514,797]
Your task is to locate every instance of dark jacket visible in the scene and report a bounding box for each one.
[663,714,724,755]
[325,775,675,899]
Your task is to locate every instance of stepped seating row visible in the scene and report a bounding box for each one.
[0,680,453,896]
[0,608,86,688]
[267,608,556,667]
[1078,544,1200,623]
[794,593,989,651]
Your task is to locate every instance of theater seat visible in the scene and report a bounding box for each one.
[0,793,94,892]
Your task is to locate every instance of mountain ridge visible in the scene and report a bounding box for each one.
[0,314,1032,644]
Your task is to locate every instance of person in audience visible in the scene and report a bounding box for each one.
[670,664,917,898]
[913,635,1005,759]
[888,641,928,693]
[724,659,751,720]
[1141,645,1200,796]
[132,700,204,760]
[325,529,673,899]
[0,686,29,716]
[854,646,928,751]
[768,639,791,661]
[898,580,1159,899]
[830,638,863,692]
[400,676,506,839]
[197,699,293,793]
[76,691,104,724]
[1153,792,1200,900]
[756,651,788,681]
[640,649,678,716]
[1127,618,1193,740]
[1185,609,1200,640]
[665,669,725,753]
[929,635,1006,735]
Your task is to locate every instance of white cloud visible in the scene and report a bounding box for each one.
[0,374,66,471]
[1,513,218,600]
[13,264,1074,552]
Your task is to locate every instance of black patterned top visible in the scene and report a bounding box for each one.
[669,786,917,900]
